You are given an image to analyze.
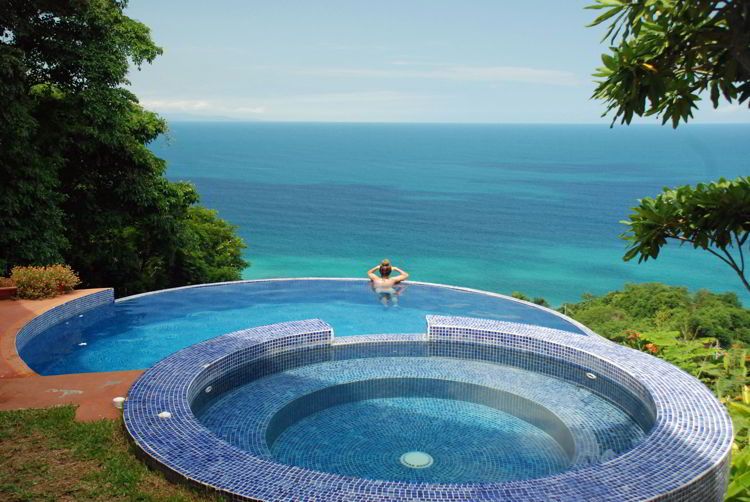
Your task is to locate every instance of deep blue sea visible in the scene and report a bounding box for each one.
[150,123,749,307]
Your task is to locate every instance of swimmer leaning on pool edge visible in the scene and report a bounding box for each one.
[367,259,409,292]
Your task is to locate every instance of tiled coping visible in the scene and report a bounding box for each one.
[15,289,114,354]
[124,316,732,502]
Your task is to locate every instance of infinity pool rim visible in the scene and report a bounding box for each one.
[114,277,596,336]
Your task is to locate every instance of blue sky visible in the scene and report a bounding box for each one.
[125,0,749,124]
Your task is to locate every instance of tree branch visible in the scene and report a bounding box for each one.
[667,233,750,293]
[736,231,746,273]
[668,234,737,269]
[726,4,750,75]
[722,245,739,272]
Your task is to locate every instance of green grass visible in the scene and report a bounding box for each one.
[0,405,222,502]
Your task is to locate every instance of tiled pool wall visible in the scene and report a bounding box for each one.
[193,334,647,480]
[15,289,114,354]
[124,316,732,502]
[15,278,596,374]
[264,377,578,462]
[425,317,656,431]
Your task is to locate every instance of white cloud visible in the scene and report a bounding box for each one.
[318,42,390,52]
[715,103,744,114]
[290,64,580,86]
[135,91,437,122]
[388,61,449,67]
[277,90,429,104]
[257,91,436,122]
[138,98,266,118]
[235,106,266,114]
[139,99,211,111]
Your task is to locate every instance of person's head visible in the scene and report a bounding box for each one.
[379,259,392,278]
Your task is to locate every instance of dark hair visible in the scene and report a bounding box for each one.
[379,264,392,278]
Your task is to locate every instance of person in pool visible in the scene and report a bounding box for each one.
[367,259,409,306]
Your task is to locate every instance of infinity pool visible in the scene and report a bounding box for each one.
[20,279,587,375]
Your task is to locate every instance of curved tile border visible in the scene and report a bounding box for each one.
[15,289,114,354]
[202,351,645,474]
[124,317,732,502]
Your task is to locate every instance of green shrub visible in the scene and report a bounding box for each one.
[511,291,550,307]
[570,305,631,338]
[608,283,692,319]
[566,283,750,347]
[511,291,531,301]
[10,265,81,299]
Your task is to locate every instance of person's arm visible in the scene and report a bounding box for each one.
[367,265,379,281]
[391,267,409,283]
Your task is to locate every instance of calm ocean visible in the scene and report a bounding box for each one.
[150,122,750,307]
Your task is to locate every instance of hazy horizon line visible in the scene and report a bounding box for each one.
[163,119,750,126]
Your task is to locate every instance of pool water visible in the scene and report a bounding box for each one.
[271,396,569,482]
[193,342,646,483]
[20,280,586,375]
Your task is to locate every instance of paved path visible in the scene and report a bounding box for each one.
[0,290,143,421]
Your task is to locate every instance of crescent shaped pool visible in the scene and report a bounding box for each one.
[18,278,589,375]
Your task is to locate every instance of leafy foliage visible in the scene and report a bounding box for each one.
[727,436,750,500]
[566,282,750,498]
[622,177,750,293]
[0,0,249,296]
[175,206,248,285]
[511,291,550,307]
[587,2,750,298]
[10,264,81,299]
[587,0,750,127]
[0,46,66,272]
[728,401,750,502]
[563,282,750,346]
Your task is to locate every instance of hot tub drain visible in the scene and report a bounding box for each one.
[400,451,434,469]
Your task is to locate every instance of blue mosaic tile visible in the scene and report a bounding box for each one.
[15,289,114,353]
[123,316,732,501]
[272,396,570,482]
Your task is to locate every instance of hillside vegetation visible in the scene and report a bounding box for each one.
[563,283,750,347]
[554,282,750,500]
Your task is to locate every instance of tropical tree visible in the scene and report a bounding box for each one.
[0,47,66,271]
[587,0,750,293]
[0,0,248,295]
[622,177,750,293]
[588,0,750,128]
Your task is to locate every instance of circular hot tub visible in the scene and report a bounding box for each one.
[124,316,732,501]
[193,341,647,484]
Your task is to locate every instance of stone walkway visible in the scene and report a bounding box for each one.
[0,290,142,421]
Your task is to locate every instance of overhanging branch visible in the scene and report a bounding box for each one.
[667,233,750,293]
[668,234,737,269]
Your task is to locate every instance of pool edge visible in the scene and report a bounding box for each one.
[124,317,732,502]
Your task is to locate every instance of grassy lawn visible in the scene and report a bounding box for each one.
[0,405,221,502]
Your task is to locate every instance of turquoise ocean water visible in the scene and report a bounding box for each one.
[151,123,750,307]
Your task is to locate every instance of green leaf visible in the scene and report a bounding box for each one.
[727,469,750,498]
[601,53,618,70]
[586,5,625,27]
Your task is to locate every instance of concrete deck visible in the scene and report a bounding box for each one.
[0,290,143,421]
